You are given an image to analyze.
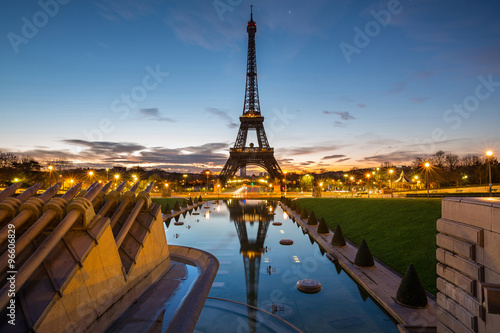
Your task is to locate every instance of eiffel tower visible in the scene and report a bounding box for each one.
[220,6,283,181]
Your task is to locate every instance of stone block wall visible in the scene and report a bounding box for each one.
[437,198,500,333]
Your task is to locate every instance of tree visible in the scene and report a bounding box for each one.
[444,153,459,172]
[0,152,18,168]
[433,150,446,168]
[300,174,314,191]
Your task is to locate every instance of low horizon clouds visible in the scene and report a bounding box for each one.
[7,139,230,171]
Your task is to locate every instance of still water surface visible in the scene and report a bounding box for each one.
[165,199,399,333]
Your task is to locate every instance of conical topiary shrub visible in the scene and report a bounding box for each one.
[294,204,301,213]
[290,201,297,211]
[198,195,203,203]
[194,196,198,204]
[173,201,180,211]
[354,239,374,267]
[164,203,171,214]
[188,197,193,205]
[300,208,308,219]
[317,217,329,234]
[396,264,428,308]
[307,211,317,225]
[331,224,346,247]
[181,200,188,208]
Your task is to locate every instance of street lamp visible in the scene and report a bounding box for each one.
[88,171,94,185]
[366,173,371,198]
[284,171,287,196]
[486,150,493,196]
[350,176,354,197]
[205,171,210,195]
[114,174,120,189]
[48,165,54,187]
[389,169,394,198]
[106,168,109,182]
[424,162,431,198]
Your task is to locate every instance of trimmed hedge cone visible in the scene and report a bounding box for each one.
[164,203,171,214]
[354,239,374,267]
[307,211,317,225]
[317,217,329,234]
[294,204,301,213]
[396,264,428,308]
[188,197,193,205]
[300,208,308,219]
[173,201,181,211]
[331,224,346,247]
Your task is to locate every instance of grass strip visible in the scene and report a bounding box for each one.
[296,198,441,295]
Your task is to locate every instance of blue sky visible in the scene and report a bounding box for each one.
[1,0,499,173]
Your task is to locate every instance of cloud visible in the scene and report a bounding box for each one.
[386,81,407,94]
[412,70,434,79]
[206,107,238,128]
[322,154,346,160]
[336,158,351,163]
[357,103,367,108]
[333,121,346,128]
[410,97,430,103]
[139,108,175,122]
[285,144,343,156]
[360,150,421,164]
[323,111,355,120]
[12,139,232,172]
[95,0,158,21]
[63,140,146,154]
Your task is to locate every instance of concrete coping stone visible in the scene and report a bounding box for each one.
[165,245,219,333]
[443,197,500,208]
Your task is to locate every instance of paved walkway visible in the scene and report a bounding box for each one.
[280,202,437,332]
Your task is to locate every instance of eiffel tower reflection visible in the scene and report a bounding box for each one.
[227,200,276,333]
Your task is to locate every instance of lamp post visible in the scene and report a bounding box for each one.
[48,165,54,187]
[486,150,493,196]
[114,174,120,189]
[424,162,430,198]
[284,171,287,196]
[366,173,371,198]
[389,169,394,198]
[350,176,354,197]
[88,171,94,185]
[106,168,109,182]
[205,171,210,196]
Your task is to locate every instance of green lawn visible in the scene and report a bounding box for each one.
[152,198,188,213]
[295,198,441,295]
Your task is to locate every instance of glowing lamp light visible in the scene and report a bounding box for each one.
[486,150,493,157]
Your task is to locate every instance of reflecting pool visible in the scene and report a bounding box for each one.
[165,200,399,333]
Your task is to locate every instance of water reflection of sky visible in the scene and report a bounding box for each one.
[165,200,398,332]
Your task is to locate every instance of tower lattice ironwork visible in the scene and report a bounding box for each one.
[220,6,283,182]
